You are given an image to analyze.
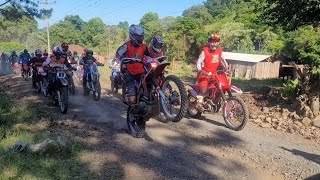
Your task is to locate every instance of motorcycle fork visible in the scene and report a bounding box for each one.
[220,86,234,119]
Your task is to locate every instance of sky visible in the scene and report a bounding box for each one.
[37,0,205,29]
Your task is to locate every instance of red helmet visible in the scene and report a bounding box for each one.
[83,48,88,53]
[208,33,220,42]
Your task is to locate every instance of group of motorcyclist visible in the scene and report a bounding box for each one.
[109,24,227,105]
[1,23,228,137]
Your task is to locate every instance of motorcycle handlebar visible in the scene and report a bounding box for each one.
[121,58,142,64]
[153,56,168,62]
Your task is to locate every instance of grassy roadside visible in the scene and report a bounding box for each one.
[0,85,109,179]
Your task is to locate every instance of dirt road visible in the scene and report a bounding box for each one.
[2,74,320,179]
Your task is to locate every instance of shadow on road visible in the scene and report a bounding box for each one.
[281,147,320,165]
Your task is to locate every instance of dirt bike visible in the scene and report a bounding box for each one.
[34,64,48,96]
[77,65,84,82]
[45,66,76,114]
[12,63,19,75]
[110,63,122,93]
[22,64,30,81]
[66,69,76,95]
[83,60,103,101]
[122,56,188,138]
[187,70,249,131]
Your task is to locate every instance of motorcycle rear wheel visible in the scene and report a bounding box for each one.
[223,96,248,131]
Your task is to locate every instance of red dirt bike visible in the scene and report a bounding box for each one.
[122,56,188,138]
[22,64,30,81]
[34,65,48,96]
[187,70,249,131]
[12,63,19,75]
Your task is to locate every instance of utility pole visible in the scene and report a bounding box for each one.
[108,30,111,60]
[38,0,56,54]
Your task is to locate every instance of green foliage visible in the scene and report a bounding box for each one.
[291,26,320,68]
[0,0,51,19]
[64,15,86,30]
[282,78,299,98]
[182,5,213,24]
[218,22,254,53]
[0,42,24,53]
[263,0,320,31]
[0,8,37,42]
[50,20,81,46]
[140,12,162,44]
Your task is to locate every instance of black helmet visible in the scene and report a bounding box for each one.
[54,49,62,58]
[24,49,28,53]
[86,49,93,56]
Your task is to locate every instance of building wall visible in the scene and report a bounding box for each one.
[227,60,280,79]
[253,61,280,79]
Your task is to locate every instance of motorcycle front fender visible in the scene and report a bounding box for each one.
[59,78,69,86]
[230,85,243,94]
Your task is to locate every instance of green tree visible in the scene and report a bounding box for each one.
[140,12,162,44]
[50,20,81,46]
[182,5,213,24]
[82,17,106,47]
[0,8,37,42]
[218,22,254,52]
[264,0,320,30]
[0,0,51,19]
[64,15,86,30]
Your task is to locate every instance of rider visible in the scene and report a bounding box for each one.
[9,51,19,68]
[60,42,75,64]
[79,48,88,60]
[19,49,31,76]
[147,35,164,59]
[28,49,45,88]
[114,24,150,105]
[43,49,72,95]
[79,49,103,94]
[42,50,48,59]
[196,33,228,97]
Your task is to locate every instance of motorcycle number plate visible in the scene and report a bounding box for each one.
[57,71,66,79]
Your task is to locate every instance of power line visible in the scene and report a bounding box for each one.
[99,0,145,17]
[50,0,93,25]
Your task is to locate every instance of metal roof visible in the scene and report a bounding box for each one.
[223,52,271,63]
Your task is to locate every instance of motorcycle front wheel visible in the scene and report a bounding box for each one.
[69,77,76,95]
[93,81,101,101]
[223,96,249,131]
[160,75,188,122]
[127,106,145,138]
[59,87,69,114]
